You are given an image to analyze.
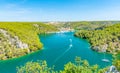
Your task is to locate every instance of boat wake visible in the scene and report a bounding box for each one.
[53,39,73,63]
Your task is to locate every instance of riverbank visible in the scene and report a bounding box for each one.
[45,27,75,34]
[46,30,74,34]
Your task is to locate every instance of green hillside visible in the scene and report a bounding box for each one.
[0,22,58,60]
[75,24,120,53]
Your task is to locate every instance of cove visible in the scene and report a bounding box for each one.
[0,32,112,73]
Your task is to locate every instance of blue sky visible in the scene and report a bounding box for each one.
[0,0,120,21]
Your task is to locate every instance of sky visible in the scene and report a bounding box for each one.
[0,0,120,21]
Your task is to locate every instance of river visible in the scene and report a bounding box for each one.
[0,32,112,73]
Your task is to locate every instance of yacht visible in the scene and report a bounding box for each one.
[102,59,110,62]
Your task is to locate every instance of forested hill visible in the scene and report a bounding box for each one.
[75,24,120,53]
[46,21,120,30]
[0,22,58,60]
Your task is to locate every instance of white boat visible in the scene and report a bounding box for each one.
[69,44,73,47]
[69,39,72,42]
[69,39,73,47]
[102,59,110,62]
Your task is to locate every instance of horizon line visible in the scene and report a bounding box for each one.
[0,20,120,22]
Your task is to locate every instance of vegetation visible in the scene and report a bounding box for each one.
[47,21,120,30]
[113,52,120,71]
[17,60,56,73]
[75,24,120,53]
[0,22,58,60]
[17,57,108,73]
[1,21,120,72]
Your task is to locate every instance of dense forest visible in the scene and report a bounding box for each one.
[17,57,108,73]
[0,22,58,60]
[75,24,120,53]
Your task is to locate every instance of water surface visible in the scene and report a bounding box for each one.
[0,32,112,73]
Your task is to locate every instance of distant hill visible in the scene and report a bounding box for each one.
[45,21,120,30]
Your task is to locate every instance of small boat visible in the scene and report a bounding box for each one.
[102,59,110,62]
[69,39,72,42]
[69,39,73,47]
[69,44,73,47]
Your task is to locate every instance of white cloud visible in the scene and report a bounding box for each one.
[0,1,32,16]
[3,3,17,9]
[0,7,31,17]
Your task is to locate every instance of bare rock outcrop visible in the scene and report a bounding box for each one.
[0,29,28,49]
